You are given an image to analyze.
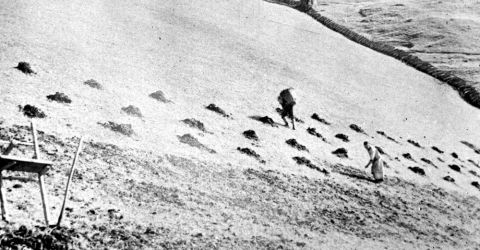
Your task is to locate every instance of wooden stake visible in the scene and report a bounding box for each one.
[0,171,6,221]
[57,137,83,227]
[38,173,49,226]
[31,121,40,159]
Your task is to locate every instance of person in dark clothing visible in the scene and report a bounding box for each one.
[278,88,296,130]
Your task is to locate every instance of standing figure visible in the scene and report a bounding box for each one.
[278,88,296,130]
[363,141,384,182]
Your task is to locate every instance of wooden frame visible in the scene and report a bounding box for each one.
[0,121,53,225]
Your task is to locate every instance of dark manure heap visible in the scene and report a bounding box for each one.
[181,118,208,133]
[306,127,327,142]
[334,133,349,142]
[402,153,415,162]
[20,105,46,118]
[99,121,134,136]
[84,79,103,89]
[376,131,399,144]
[408,166,425,176]
[349,124,367,135]
[47,92,72,104]
[443,176,455,183]
[460,141,480,155]
[311,113,331,125]
[286,138,309,152]
[250,116,277,127]
[242,130,258,141]
[237,147,265,164]
[431,146,444,154]
[15,62,35,74]
[206,103,231,118]
[292,156,328,175]
[448,164,461,173]
[332,148,348,158]
[407,139,422,148]
[121,105,143,118]
[421,158,437,168]
[149,90,171,103]
[177,134,216,154]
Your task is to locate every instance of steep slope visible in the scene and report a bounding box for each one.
[1,0,480,249]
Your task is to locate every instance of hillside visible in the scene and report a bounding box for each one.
[1,0,480,249]
[315,0,480,96]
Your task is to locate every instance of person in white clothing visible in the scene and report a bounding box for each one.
[363,141,384,183]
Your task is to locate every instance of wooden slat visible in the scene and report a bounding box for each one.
[0,156,51,174]
[0,155,52,165]
[0,161,17,171]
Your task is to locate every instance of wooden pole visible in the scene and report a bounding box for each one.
[31,121,39,159]
[0,171,6,221]
[38,173,49,226]
[31,121,49,225]
[57,137,83,227]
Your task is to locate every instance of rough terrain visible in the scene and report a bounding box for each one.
[1,0,480,249]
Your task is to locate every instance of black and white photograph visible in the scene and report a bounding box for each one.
[0,0,480,249]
